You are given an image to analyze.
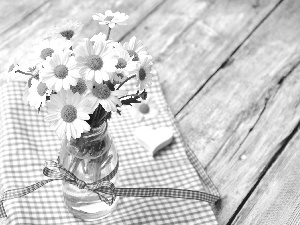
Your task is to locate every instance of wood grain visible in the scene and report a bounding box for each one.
[175,0,300,224]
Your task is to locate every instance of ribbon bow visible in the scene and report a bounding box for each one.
[43,160,118,205]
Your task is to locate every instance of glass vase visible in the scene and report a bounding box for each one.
[58,121,119,221]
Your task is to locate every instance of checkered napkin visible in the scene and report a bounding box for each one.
[0,75,219,225]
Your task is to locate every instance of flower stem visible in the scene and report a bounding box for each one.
[106,27,111,41]
[116,75,136,90]
[15,70,32,76]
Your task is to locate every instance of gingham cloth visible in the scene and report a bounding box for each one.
[0,74,219,225]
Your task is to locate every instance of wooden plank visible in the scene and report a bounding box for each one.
[0,0,48,34]
[175,0,300,224]
[0,0,165,72]
[231,111,300,224]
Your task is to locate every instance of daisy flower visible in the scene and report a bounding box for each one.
[136,57,153,91]
[123,36,150,61]
[92,10,129,28]
[87,83,127,112]
[114,43,139,77]
[130,97,159,121]
[25,79,50,109]
[40,52,80,92]
[74,38,118,84]
[50,20,83,40]
[32,38,72,62]
[45,90,92,140]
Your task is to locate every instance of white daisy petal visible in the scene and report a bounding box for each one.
[63,79,71,90]
[56,122,66,139]
[70,124,77,139]
[50,118,64,131]
[45,113,61,122]
[108,99,117,111]
[55,79,63,91]
[66,123,72,140]
[77,112,90,120]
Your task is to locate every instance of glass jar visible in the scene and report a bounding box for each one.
[58,121,119,221]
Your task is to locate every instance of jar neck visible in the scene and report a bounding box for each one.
[65,120,110,159]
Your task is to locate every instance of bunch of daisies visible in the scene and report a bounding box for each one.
[7,10,153,141]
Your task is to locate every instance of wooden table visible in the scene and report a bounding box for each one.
[1,0,300,224]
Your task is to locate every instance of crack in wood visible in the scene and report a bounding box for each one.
[220,57,235,70]
[276,56,300,86]
[228,96,270,162]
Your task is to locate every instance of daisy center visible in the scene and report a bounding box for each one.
[92,84,111,99]
[70,78,87,94]
[86,55,103,71]
[116,58,127,69]
[54,65,68,79]
[61,105,77,123]
[37,82,48,96]
[60,30,74,40]
[40,48,54,60]
[139,68,146,81]
[127,50,139,61]
[106,15,114,21]
[139,103,150,114]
